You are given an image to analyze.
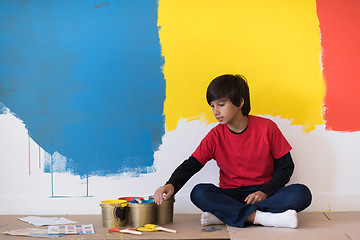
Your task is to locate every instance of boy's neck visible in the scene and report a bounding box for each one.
[227,115,248,133]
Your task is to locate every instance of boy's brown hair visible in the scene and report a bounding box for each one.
[206,74,250,116]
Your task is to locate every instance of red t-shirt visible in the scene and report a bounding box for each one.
[192,115,292,189]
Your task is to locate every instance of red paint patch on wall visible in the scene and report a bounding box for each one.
[316,0,360,132]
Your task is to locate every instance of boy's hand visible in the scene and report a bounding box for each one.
[244,191,268,205]
[153,184,174,205]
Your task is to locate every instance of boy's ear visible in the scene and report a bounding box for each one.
[239,98,244,108]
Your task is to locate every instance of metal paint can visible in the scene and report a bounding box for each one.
[117,197,144,226]
[100,200,128,228]
[128,200,156,228]
[149,196,175,225]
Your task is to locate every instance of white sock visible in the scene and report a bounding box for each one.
[201,212,225,226]
[253,210,298,228]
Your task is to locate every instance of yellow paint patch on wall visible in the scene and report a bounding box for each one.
[159,0,325,132]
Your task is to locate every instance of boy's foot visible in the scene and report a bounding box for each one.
[253,209,298,228]
[201,212,225,226]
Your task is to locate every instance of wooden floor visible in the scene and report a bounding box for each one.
[0,212,359,240]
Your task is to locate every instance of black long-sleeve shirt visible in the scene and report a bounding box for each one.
[166,152,294,197]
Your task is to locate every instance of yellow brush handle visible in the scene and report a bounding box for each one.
[156,226,177,233]
[144,224,177,233]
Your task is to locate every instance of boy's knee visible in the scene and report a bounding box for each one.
[291,184,312,211]
[295,184,312,200]
[190,183,214,204]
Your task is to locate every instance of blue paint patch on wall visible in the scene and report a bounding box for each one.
[0,0,165,177]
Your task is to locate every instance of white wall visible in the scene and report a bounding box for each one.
[1,111,360,215]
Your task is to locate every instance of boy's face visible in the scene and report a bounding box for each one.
[210,98,243,125]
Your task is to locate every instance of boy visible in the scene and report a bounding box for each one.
[154,74,311,228]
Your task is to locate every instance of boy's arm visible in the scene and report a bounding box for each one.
[165,155,204,196]
[259,152,294,196]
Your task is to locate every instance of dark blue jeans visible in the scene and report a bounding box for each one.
[190,183,312,228]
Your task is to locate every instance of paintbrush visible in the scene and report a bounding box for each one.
[108,228,142,235]
[137,226,159,232]
[134,197,143,203]
[144,224,177,233]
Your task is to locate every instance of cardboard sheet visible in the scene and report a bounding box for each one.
[228,212,351,240]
